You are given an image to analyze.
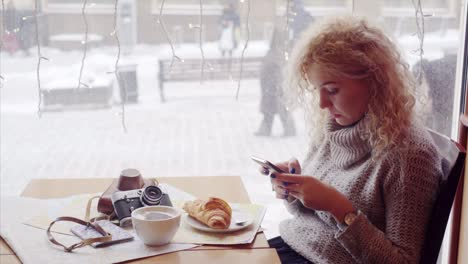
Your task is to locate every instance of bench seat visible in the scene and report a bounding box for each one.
[158,57,263,102]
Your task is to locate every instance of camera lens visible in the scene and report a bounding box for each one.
[140,186,163,206]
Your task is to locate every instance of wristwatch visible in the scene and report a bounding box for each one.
[344,211,358,226]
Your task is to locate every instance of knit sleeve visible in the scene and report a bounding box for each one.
[283,198,304,215]
[334,144,441,263]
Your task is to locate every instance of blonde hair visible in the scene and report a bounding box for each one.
[284,16,416,153]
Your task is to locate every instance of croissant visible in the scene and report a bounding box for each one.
[183,197,232,229]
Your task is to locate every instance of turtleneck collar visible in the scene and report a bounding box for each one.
[326,115,372,168]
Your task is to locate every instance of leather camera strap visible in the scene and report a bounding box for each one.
[47,216,112,252]
[47,195,112,252]
[85,195,112,223]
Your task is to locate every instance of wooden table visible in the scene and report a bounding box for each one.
[0,176,280,264]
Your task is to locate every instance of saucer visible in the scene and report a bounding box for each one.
[185,210,253,233]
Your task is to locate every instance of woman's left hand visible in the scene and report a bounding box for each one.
[272,173,354,223]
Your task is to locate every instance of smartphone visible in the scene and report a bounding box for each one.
[251,155,286,173]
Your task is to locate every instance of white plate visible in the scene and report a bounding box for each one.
[185,210,254,233]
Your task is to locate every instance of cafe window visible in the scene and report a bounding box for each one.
[1,1,467,261]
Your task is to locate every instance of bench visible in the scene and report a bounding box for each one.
[41,64,139,109]
[158,57,263,102]
[41,77,114,109]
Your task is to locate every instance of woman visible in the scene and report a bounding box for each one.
[262,17,442,263]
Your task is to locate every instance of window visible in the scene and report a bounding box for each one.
[1,1,466,262]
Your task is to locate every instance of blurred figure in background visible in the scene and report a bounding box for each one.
[218,3,240,59]
[219,20,235,59]
[255,28,296,137]
[289,0,314,44]
[413,52,457,136]
[3,1,20,54]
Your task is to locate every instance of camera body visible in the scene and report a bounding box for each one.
[111,185,173,226]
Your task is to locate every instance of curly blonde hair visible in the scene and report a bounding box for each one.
[284,16,416,153]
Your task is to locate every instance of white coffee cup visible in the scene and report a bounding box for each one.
[131,206,181,246]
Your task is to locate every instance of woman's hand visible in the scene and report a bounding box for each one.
[258,158,301,175]
[259,158,301,203]
[271,173,355,223]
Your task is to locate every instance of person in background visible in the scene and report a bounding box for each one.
[413,53,457,136]
[218,19,236,60]
[255,28,296,137]
[218,3,240,59]
[289,0,314,44]
[260,16,442,263]
[3,0,20,55]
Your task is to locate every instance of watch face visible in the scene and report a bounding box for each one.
[344,212,357,226]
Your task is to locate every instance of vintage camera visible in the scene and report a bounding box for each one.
[111,185,173,226]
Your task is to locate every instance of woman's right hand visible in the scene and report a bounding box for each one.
[259,158,301,201]
[258,158,301,176]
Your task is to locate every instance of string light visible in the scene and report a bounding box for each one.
[412,0,425,86]
[157,0,182,72]
[110,0,127,132]
[284,0,291,61]
[77,0,90,89]
[198,0,205,84]
[34,0,49,117]
[235,0,251,100]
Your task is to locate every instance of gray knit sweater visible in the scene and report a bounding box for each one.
[279,117,442,264]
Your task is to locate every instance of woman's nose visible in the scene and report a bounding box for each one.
[319,90,331,109]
